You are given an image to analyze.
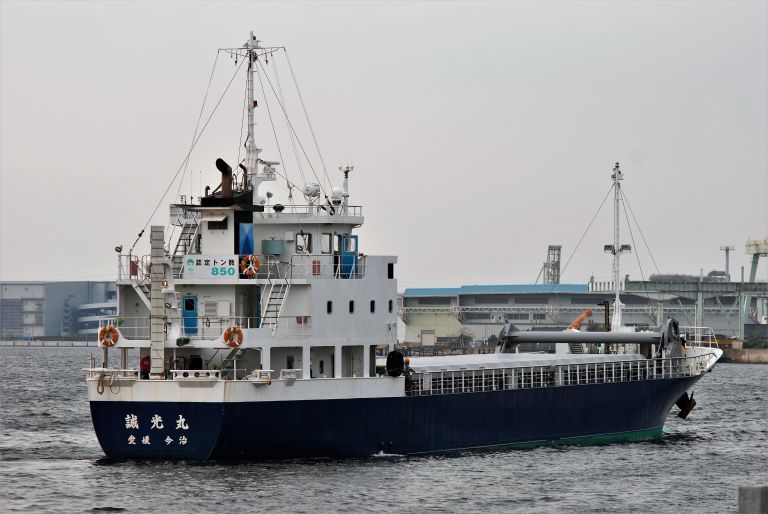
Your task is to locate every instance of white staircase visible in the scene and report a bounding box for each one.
[131,280,152,310]
[261,278,290,334]
[219,347,246,377]
[173,221,200,256]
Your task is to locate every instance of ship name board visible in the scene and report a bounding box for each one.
[182,255,238,279]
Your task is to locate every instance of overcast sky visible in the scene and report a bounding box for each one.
[1,1,766,289]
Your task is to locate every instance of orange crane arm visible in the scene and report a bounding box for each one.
[568,309,593,330]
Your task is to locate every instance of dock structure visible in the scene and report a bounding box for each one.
[0,281,116,340]
[741,239,768,341]
[400,279,768,345]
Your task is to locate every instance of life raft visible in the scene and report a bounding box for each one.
[240,255,261,277]
[223,326,244,348]
[98,325,119,347]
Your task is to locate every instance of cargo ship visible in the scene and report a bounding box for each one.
[85,33,722,460]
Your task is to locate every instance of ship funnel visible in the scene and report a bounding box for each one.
[216,158,233,198]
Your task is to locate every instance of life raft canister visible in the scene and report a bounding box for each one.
[223,326,244,348]
[240,255,261,277]
[98,325,119,347]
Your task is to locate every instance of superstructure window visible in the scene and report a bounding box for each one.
[388,263,394,279]
[370,300,375,313]
[208,219,228,230]
[296,233,312,253]
[321,233,332,254]
[349,300,355,314]
[327,301,333,314]
[388,300,393,313]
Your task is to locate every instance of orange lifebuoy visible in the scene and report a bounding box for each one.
[223,326,244,348]
[240,255,261,277]
[98,325,119,347]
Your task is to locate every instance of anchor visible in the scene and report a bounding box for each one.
[675,391,697,419]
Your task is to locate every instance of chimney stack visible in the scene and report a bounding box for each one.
[216,158,233,198]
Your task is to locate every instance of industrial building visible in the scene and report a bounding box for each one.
[399,278,768,345]
[400,239,768,345]
[0,281,116,339]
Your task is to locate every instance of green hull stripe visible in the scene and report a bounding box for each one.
[414,426,665,454]
[550,426,664,447]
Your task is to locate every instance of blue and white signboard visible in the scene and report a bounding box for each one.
[183,255,238,279]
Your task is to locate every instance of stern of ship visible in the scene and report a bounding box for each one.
[87,373,225,461]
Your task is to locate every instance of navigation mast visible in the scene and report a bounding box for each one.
[241,32,276,205]
[246,31,258,187]
[604,162,631,331]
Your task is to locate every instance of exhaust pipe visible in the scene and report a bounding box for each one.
[216,158,233,198]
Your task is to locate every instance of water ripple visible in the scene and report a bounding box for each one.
[0,347,766,513]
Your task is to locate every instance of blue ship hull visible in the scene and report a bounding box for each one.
[90,375,700,461]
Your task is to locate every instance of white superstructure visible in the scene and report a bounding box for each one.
[102,33,398,387]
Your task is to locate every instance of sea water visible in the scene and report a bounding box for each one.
[0,347,766,513]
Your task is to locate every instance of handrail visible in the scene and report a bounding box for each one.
[97,314,312,340]
[406,353,718,397]
[259,204,363,217]
[680,325,719,348]
[120,252,368,281]
[288,254,366,279]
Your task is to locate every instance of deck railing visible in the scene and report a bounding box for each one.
[117,252,367,281]
[98,314,312,341]
[406,353,716,397]
[259,204,363,217]
[680,326,719,348]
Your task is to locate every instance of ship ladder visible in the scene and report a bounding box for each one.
[219,348,246,379]
[261,278,291,335]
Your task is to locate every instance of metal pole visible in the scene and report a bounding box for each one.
[247,32,255,175]
[613,165,621,329]
[720,245,734,280]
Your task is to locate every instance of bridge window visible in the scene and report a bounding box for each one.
[321,233,332,254]
[296,233,312,253]
[207,219,228,230]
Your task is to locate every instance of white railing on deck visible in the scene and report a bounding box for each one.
[85,367,275,383]
[98,315,312,341]
[288,254,366,279]
[117,254,150,282]
[118,252,367,281]
[406,353,716,397]
[680,326,719,348]
[260,204,363,217]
